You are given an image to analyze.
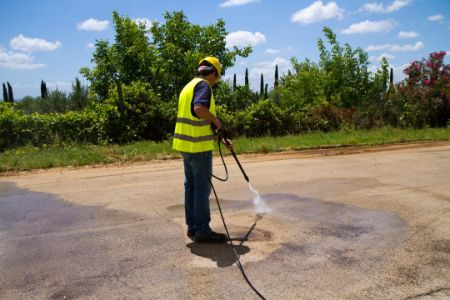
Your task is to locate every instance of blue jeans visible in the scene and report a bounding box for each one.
[181,151,212,235]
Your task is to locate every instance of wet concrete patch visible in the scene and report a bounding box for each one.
[0,182,188,299]
[432,239,450,253]
[310,223,372,240]
[238,193,410,294]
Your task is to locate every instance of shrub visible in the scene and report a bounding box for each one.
[242,100,284,136]
[0,102,109,151]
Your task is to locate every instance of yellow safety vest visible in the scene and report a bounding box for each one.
[173,77,216,153]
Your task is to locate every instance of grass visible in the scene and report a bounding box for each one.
[1,127,449,173]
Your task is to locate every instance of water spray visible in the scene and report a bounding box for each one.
[209,126,267,299]
[221,132,271,215]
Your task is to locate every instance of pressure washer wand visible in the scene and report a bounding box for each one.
[225,138,249,183]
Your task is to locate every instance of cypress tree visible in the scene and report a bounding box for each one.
[233,73,237,90]
[245,68,249,88]
[389,67,394,85]
[41,80,48,99]
[7,82,14,103]
[274,64,279,88]
[260,73,264,98]
[388,67,395,96]
[72,77,84,109]
[264,83,268,99]
[2,83,8,102]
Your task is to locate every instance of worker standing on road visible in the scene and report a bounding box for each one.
[173,56,233,243]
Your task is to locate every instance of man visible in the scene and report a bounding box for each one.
[173,56,232,243]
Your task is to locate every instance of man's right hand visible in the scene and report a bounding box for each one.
[194,104,222,131]
[212,117,222,132]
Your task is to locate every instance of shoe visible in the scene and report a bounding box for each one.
[194,231,228,243]
[187,229,195,240]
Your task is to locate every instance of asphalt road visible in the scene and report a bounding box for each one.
[1,142,449,299]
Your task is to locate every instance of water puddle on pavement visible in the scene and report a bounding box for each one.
[0,181,186,299]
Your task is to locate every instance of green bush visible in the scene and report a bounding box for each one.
[242,100,284,136]
[104,81,177,143]
[0,102,109,151]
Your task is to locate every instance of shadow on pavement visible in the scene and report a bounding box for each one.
[186,218,261,267]
[186,242,250,267]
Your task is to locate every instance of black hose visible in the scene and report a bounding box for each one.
[210,132,267,300]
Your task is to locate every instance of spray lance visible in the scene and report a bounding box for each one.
[213,124,270,215]
[217,127,249,182]
[210,122,267,300]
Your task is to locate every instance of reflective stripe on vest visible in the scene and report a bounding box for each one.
[172,78,216,153]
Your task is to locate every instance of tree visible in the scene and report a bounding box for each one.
[245,68,249,87]
[264,83,268,99]
[2,83,8,102]
[390,67,394,85]
[7,82,14,103]
[397,51,450,127]
[259,73,264,98]
[387,67,395,97]
[70,77,89,110]
[279,58,326,110]
[81,11,251,103]
[233,73,237,90]
[365,56,390,125]
[274,64,279,88]
[317,27,370,108]
[41,80,48,99]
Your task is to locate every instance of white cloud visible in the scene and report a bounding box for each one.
[369,62,408,82]
[249,57,290,88]
[390,41,424,51]
[0,47,46,70]
[362,0,410,13]
[377,53,395,61]
[220,0,259,7]
[386,0,410,12]
[397,31,418,38]
[393,63,409,81]
[134,18,153,30]
[10,34,61,52]
[77,18,109,31]
[367,44,391,51]
[265,48,280,54]
[363,3,384,13]
[86,43,95,49]
[226,31,266,47]
[291,1,344,25]
[428,14,444,22]
[341,19,395,34]
[367,41,424,52]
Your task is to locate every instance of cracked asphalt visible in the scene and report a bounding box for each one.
[0,142,449,299]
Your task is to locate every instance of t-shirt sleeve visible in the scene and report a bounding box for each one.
[191,81,211,118]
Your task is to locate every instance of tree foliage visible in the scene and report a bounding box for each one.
[2,83,8,102]
[7,82,14,103]
[41,80,48,100]
[317,27,370,108]
[396,51,450,127]
[81,11,251,103]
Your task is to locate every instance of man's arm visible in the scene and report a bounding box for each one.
[194,105,222,130]
[194,105,233,150]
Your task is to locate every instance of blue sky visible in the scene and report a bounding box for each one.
[1,0,449,99]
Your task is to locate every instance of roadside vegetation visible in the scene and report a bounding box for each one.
[1,127,449,173]
[1,11,449,172]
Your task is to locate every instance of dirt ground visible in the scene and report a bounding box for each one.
[0,142,449,299]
